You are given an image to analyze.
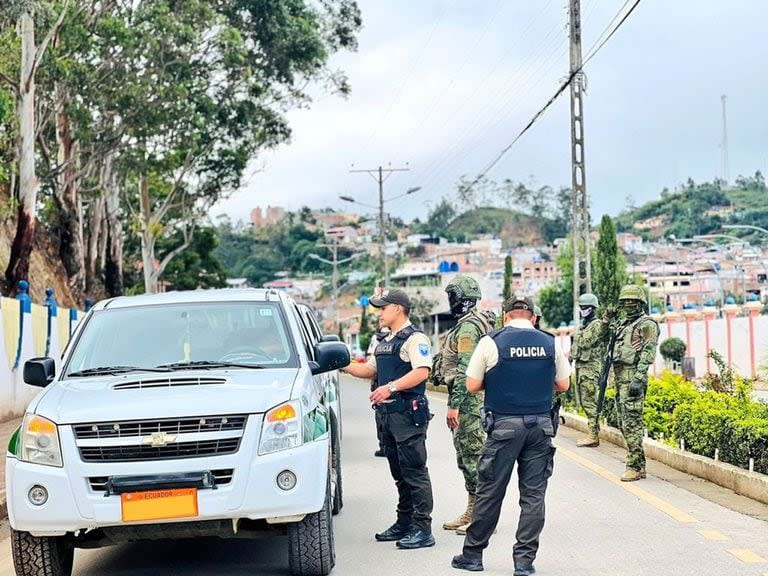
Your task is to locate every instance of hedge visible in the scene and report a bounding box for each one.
[568,371,768,474]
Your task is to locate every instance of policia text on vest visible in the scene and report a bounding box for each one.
[341,288,437,550]
[452,296,571,575]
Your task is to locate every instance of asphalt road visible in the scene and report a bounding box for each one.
[2,375,768,576]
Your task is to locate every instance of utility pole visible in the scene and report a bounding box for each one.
[569,0,592,326]
[720,94,729,184]
[349,164,410,287]
[311,240,364,331]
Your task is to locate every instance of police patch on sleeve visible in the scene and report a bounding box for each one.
[419,343,430,356]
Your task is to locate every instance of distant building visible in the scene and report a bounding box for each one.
[617,232,644,254]
[325,226,358,245]
[312,210,359,229]
[250,206,286,227]
[225,278,249,289]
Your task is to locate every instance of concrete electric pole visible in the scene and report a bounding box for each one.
[720,94,729,184]
[569,0,592,326]
[349,164,410,287]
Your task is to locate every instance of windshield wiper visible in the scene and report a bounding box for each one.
[157,360,265,370]
[67,366,173,377]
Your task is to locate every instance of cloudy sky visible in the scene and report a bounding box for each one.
[214,0,768,225]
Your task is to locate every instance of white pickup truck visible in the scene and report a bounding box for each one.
[5,289,349,576]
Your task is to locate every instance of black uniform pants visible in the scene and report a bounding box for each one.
[376,408,434,531]
[462,416,556,567]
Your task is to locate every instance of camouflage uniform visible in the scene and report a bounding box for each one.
[571,317,607,438]
[441,308,496,494]
[611,286,660,479]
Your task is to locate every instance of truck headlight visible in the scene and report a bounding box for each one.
[20,414,63,467]
[259,401,301,455]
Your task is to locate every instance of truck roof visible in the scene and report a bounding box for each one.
[93,289,286,310]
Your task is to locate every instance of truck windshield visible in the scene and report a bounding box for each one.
[65,301,297,376]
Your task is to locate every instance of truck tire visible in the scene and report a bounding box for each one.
[287,477,335,576]
[11,529,74,576]
[330,413,343,516]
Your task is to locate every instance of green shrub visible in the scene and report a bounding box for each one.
[659,337,686,363]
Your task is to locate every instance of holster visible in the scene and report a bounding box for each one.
[550,396,563,437]
[480,408,495,433]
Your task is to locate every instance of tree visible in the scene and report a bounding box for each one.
[503,254,512,301]
[2,0,70,292]
[593,215,627,308]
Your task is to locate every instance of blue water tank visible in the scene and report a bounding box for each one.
[725,296,736,305]
[747,293,759,302]
[438,261,450,273]
[666,305,675,312]
[651,306,660,314]
[449,262,459,272]
[360,295,370,308]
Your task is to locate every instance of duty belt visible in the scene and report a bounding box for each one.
[374,393,421,413]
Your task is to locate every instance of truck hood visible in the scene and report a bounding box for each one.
[33,369,299,424]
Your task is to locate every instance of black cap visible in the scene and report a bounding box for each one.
[502,295,535,313]
[370,288,411,310]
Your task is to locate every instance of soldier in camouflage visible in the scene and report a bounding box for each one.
[571,293,607,447]
[435,275,495,534]
[611,285,660,482]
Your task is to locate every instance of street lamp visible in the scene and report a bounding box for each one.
[722,224,768,239]
[340,186,422,287]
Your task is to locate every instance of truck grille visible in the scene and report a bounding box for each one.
[73,415,247,462]
[73,415,247,440]
[78,438,241,462]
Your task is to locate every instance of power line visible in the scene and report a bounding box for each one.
[459,0,642,196]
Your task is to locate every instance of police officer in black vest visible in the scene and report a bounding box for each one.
[343,288,436,549]
[451,296,571,575]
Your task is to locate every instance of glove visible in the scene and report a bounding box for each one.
[628,379,644,399]
[601,305,617,325]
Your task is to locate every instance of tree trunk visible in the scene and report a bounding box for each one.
[55,85,85,295]
[139,175,158,294]
[84,193,104,293]
[103,151,123,297]
[5,11,38,291]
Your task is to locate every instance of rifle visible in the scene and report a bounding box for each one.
[595,318,622,418]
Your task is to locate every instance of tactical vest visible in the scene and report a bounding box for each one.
[440,309,495,386]
[484,327,556,416]
[572,319,603,365]
[612,315,659,366]
[375,325,427,397]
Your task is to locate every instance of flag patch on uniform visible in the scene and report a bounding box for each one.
[419,344,429,356]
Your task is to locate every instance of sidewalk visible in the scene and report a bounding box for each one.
[0,416,23,519]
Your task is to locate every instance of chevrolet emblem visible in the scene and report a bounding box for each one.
[142,432,177,448]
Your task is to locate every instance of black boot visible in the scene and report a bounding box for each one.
[513,563,536,576]
[451,554,484,571]
[374,448,385,457]
[396,529,435,549]
[375,521,411,542]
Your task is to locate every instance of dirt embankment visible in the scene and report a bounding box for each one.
[0,217,77,307]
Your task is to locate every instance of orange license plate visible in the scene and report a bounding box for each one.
[121,488,199,523]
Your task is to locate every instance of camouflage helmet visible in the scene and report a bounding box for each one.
[445,275,482,301]
[618,285,646,302]
[578,293,599,308]
[533,305,542,317]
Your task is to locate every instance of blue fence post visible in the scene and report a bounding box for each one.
[84,298,93,312]
[14,280,31,369]
[44,288,58,357]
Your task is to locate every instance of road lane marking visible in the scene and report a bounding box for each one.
[727,549,766,563]
[557,445,698,524]
[698,530,729,541]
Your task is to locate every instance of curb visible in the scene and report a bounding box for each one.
[562,411,768,506]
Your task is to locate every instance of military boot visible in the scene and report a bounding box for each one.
[576,435,599,447]
[443,494,475,530]
[620,468,646,482]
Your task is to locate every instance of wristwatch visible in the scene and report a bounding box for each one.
[387,382,398,394]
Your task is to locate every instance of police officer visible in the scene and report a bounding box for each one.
[571,293,607,447]
[451,296,571,576]
[611,285,660,481]
[437,275,495,535]
[368,328,391,457]
[343,288,436,549]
